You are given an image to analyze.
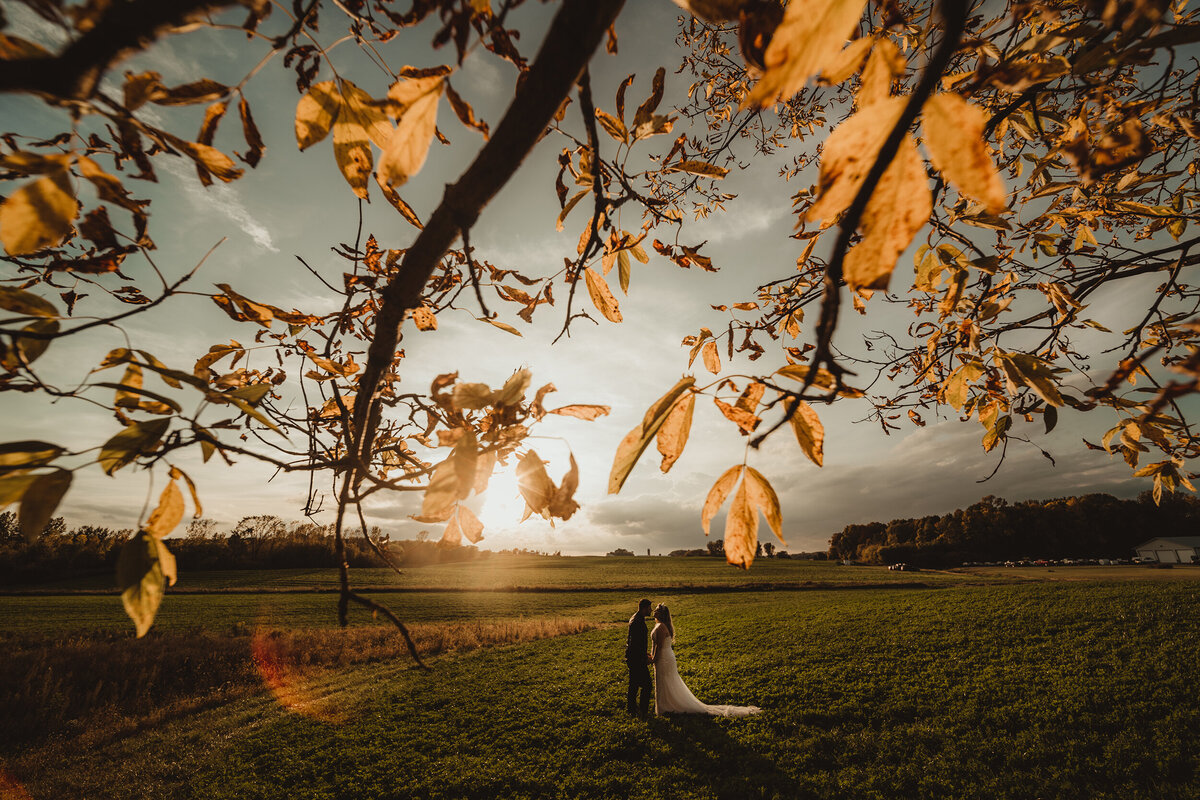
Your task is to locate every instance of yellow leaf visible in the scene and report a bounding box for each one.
[701,465,743,536]
[332,114,374,199]
[451,431,478,499]
[479,317,523,336]
[610,377,696,494]
[556,190,588,232]
[818,35,873,85]
[170,465,203,519]
[547,453,580,521]
[493,368,531,407]
[583,267,622,323]
[18,469,70,543]
[746,0,871,108]
[295,81,340,150]
[517,450,555,516]
[0,287,58,318]
[656,391,695,473]
[0,168,78,256]
[99,419,170,476]
[441,508,464,547]
[744,466,786,545]
[843,134,930,290]
[807,96,906,224]
[452,382,493,410]
[922,92,1007,214]
[117,532,171,637]
[724,478,758,569]
[416,459,459,522]
[595,108,627,142]
[701,340,721,374]
[378,77,443,189]
[457,504,485,543]
[857,38,905,107]
[787,398,825,467]
[474,450,497,494]
[145,480,184,539]
[341,80,393,149]
[547,404,611,420]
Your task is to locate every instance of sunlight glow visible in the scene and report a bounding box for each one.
[477,465,528,530]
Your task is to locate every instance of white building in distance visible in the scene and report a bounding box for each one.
[1133,537,1200,564]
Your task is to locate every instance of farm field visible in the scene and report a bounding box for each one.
[5,574,1200,799]
[15,554,980,593]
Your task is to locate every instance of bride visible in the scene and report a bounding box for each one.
[650,603,761,717]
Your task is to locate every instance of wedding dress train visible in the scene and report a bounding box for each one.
[653,630,761,717]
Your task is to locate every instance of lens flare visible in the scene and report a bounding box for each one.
[250,625,345,723]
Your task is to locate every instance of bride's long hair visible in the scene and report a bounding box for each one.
[653,603,674,638]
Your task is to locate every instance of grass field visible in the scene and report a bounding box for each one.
[18,554,983,593]
[4,564,1200,799]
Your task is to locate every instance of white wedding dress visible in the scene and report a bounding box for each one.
[652,623,761,717]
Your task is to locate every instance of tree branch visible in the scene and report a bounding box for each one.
[0,0,242,99]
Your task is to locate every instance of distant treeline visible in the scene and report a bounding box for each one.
[828,492,1200,567]
[0,513,486,584]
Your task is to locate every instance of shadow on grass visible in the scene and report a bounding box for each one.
[644,713,794,799]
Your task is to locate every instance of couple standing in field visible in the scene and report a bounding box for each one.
[624,598,761,718]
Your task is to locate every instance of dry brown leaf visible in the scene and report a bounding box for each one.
[701,465,743,536]
[452,382,493,410]
[701,340,721,374]
[0,169,78,256]
[412,305,437,330]
[743,466,786,545]
[807,96,906,225]
[145,480,184,539]
[746,0,870,108]
[787,398,825,467]
[457,504,485,543]
[843,134,930,290]
[656,391,695,473]
[922,92,1007,213]
[724,478,758,569]
[583,267,622,323]
[547,404,611,420]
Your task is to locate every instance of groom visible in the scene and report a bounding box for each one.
[625,598,652,718]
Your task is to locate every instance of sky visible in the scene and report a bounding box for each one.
[2,1,1188,557]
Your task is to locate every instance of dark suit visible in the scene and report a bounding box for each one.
[625,611,651,716]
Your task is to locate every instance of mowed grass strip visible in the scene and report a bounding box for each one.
[19,555,979,593]
[11,581,1200,800]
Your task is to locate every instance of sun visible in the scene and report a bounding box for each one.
[477,464,527,529]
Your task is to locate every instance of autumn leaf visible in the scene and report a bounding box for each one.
[743,466,786,545]
[117,531,174,637]
[412,305,437,330]
[378,75,443,188]
[583,267,622,323]
[656,390,695,473]
[746,0,871,108]
[724,478,758,569]
[857,38,904,107]
[786,398,825,467]
[818,36,873,85]
[457,504,485,543]
[807,96,906,224]
[295,81,340,150]
[701,465,743,536]
[665,160,729,179]
[414,459,460,522]
[18,469,71,543]
[145,479,184,539]
[547,404,611,420]
[610,377,696,494]
[0,168,79,256]
[445,82,489,139]
[843,134,931,290]
[922,92,1007,214]
[517,450,555,517]
[701,340,720,374]
[99,419,170,476]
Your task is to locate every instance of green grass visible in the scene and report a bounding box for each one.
[22,555,978,592]
[8,581,1200,799]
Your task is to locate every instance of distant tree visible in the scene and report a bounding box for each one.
[185,518,220,540]
[607,548,635,557]
[707,539,725,558]
[763,542,775,558]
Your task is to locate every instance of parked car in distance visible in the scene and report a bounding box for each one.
[1133,556,1158,564]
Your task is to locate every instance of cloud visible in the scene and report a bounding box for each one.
[158,154,279,252]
